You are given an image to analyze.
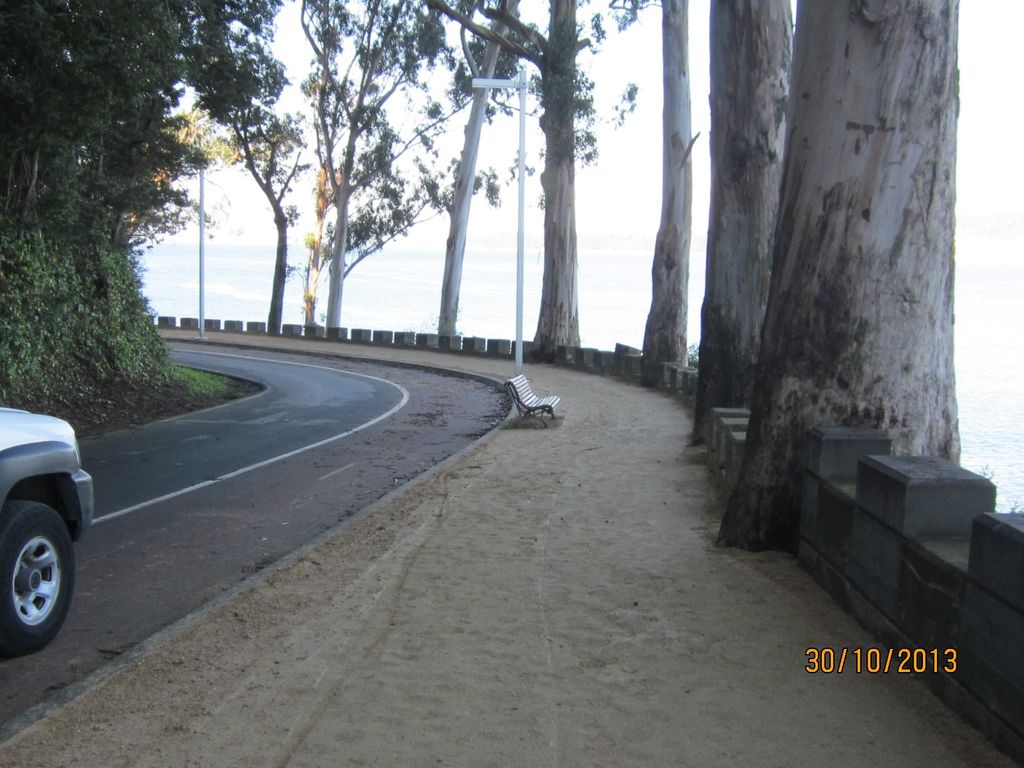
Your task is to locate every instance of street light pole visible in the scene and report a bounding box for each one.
[198,165,207,341]
[473,63,528,374]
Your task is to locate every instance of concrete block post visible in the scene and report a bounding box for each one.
[850,456,994,623]
[463,336,487,354]
[223,320,244,333]
[960,580,1024,728]
[415,333,439,349]
[394,331,417,347]
[304,324,324,339]
[593,350,616,372]
[856,456,995,540]
[801,428,891,566]
[180,317,199,330]
[968,513,1024,610]
[372,330,395,346]
[575,348,598,370]
[487,339,512,357]
[157,316,177,329]
[805,427,893,481]
[680,367,698,398]
[245,321,267,335]
[326,327,348,342]
[438,335,463,352]
[707,408,749,472]
[350,328,372,343]
[281,324,303,337]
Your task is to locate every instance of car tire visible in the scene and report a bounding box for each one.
[0,501,76,657]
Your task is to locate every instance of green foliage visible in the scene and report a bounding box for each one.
[0,231,173,410]
[174,366,233,398]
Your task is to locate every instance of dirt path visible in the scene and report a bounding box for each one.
[0,334,1012,767]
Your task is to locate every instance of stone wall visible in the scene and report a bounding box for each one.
[154,317,698,403]
[798,427,1024,762]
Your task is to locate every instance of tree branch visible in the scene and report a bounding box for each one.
[426,0,542,66]
[479,3,547,54]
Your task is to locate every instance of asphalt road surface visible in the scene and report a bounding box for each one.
[0,344,507,734]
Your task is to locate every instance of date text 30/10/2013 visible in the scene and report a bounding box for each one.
[804,647,957,674]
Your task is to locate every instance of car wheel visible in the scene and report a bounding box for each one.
[0,501,76,657]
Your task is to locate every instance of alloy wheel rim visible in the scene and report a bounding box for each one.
[11,536,62,626]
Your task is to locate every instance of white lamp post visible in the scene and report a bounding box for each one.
[198,164,207,341]
[472,63,528,374]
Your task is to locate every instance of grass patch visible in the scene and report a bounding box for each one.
[174,365,235,398]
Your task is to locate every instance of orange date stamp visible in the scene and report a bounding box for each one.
[804,646,957,674]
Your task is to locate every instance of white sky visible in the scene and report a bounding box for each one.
[182,2,1023,255]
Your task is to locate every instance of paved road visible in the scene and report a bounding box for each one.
[0,345,507,731]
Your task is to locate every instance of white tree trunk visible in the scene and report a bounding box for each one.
[438,6,517,338]
[325,188,350,329]
[721,0,961,551]
[693,0,791,438]
[640,0,692,387]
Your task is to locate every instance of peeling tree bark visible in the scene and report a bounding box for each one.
[720,0,961,551]
[531,0,581,360]
[640,0,692,387]
[693,0,791,438]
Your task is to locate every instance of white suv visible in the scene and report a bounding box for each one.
[0,408,93,656]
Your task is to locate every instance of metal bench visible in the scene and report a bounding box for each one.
[505,374,560,423]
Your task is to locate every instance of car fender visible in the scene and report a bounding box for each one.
[0,441,93,540]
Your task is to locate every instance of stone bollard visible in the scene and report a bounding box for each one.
[157,316,177,329]
[800,428,892,582]
[180,317,199,330]
[960,512,1024,728]
[246,321,267,334]
[706,408,749,473]
[304,324,324,339]
[463,337,487,354]
[281,324,303,337]
[350,328,372,343]
[439,335,463,352]
[394,331,417,347]
[223,320,244,333]
[372,330,395,346]
[326,327,348,342]
[487,339,512,357]
[849,456,995,622]
[415,333,439,349]
[575,347,598,370]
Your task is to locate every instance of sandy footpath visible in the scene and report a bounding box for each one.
[0,333,1014,767]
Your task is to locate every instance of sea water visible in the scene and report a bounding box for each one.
[139,238,1023,512]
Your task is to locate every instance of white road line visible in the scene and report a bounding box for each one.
[319,461,359,482]
[94,350,410,525]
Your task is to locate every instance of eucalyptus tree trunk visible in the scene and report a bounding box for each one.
[325,140,356,330]
[438,6,517,338]
[267,205,289,334]
[640,0,692,387]
[532,0,581,360]
[693,0,791,439]
[720,0,961,551]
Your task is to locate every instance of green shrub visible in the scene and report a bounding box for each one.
[0,231,173,411]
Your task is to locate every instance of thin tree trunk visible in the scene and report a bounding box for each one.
[325,186,351,329]
[303,166,330,327]
[693,0,791,441]
[640,0,692,387]
[720,0,961,552]
[438,6,517,338]
[531,0,580,360]
[267,207,288,334]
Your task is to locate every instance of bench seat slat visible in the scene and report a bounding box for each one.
[504,375,559,421]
